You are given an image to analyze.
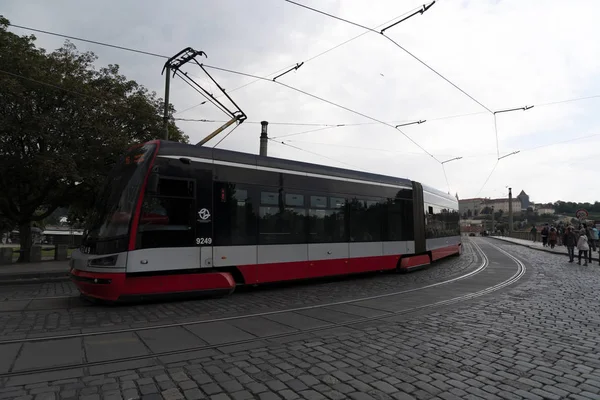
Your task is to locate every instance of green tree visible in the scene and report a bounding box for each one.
[0,16,188,261]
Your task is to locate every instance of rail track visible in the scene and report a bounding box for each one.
[0,239,525,382]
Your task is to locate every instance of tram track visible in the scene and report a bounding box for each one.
[0,241,484,344]
[0,243,478,316]
[0,239,526,381]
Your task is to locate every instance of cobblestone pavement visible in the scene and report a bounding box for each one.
[0,281,77,302]
[0,242,480,336]
[2,239,600,399]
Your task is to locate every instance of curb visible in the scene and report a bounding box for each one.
[490,237,600,262]
[0,272,70,286]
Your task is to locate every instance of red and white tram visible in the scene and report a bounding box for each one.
[70,140,461,302]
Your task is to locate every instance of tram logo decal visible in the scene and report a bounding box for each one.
[197,208,211,221]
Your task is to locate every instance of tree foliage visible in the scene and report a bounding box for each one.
[0,16,188,261]
[553,201,600,215]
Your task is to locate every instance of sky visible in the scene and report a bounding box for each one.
[3,0,600,204]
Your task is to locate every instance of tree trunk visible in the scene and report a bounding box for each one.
[17,222,32,263]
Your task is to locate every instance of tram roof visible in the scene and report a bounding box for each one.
[157,140,455,201]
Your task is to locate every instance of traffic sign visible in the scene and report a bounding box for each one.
[576,209,589,219]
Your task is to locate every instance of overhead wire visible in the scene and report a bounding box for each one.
[476,160,499,197]
[271,126,344,139]
[442,163,451,193]
[203,63,440,162]
[174,93,600,128]
[268,138,368,172]
[282,0,494,194]
[7,23,169,59]
[284,139,497,158]
[284,0,493,114]
[8,19,600,195]
[213,123,242,149]
[175,4,424,115]
[173,70,232,118]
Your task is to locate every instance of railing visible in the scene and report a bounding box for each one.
[0,244,77,265]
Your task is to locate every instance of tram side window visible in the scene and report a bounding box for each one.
[386,199,414,241]
[213,183,257,246]
[308,195,346,243]
[348,198,383,242]
[259,191,307,244]
[425,205,460,238]
[136,178,195,249]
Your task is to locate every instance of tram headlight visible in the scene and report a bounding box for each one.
[88,255,118,267]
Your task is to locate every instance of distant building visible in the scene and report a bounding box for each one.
[536,206,555,215]
[517,190,531,211]
[483,198,522,214]
[459,197,521,217]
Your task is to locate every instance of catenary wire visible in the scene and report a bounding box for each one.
[0,68,105,102]
[268,138,368,172]
[175,92,600,127]
[271,126,343,139]
[203,63,440,162]
[283,1,493,114]
[442,163,451,193]
[4,67,598,162]
[7,23,169,59]
[175,4,424,115]
[213,122,242,149]
[285,139,495,158]
[284,0,379,33]
[476,160,499,197]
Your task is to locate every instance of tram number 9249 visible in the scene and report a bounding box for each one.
[196,238,213,245]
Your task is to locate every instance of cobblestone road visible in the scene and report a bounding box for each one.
[0,242,479,336]
[3,239,600,400]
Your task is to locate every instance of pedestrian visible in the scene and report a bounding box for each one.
[530,225,537,242]
[583,224,593,263]
[591,225,599,252]
[548,227,557,249]
[563,226,577,263]
[541,224,549,247]
[577,230,589,266]
[558,225,564,246]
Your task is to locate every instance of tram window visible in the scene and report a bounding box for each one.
[387,199,414,241]
[214,184,257,246]
[261,191,279,205]
[425,205,460,238]
[330,197,345,208]
[285,193,304,207]
[310,196,327,208]
[158,178,194,198]
[136,196,194,248]
[259,206,307,244]
[234,189,248,205]
[309,209,346,243]
[349,198,382,242]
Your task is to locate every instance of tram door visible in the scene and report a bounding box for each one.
[195,168,214,268]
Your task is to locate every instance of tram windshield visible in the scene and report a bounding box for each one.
[85,143,156,243]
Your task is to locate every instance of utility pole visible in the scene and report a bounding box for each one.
[162,65,171,141]
[491,205,495,234]
[508,187,513,236]
[260,121,268,156]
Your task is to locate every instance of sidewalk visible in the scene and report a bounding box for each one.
[0,260,71,285]
[491,236,600,262]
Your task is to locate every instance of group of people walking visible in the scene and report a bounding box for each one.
[532,223,599,266]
